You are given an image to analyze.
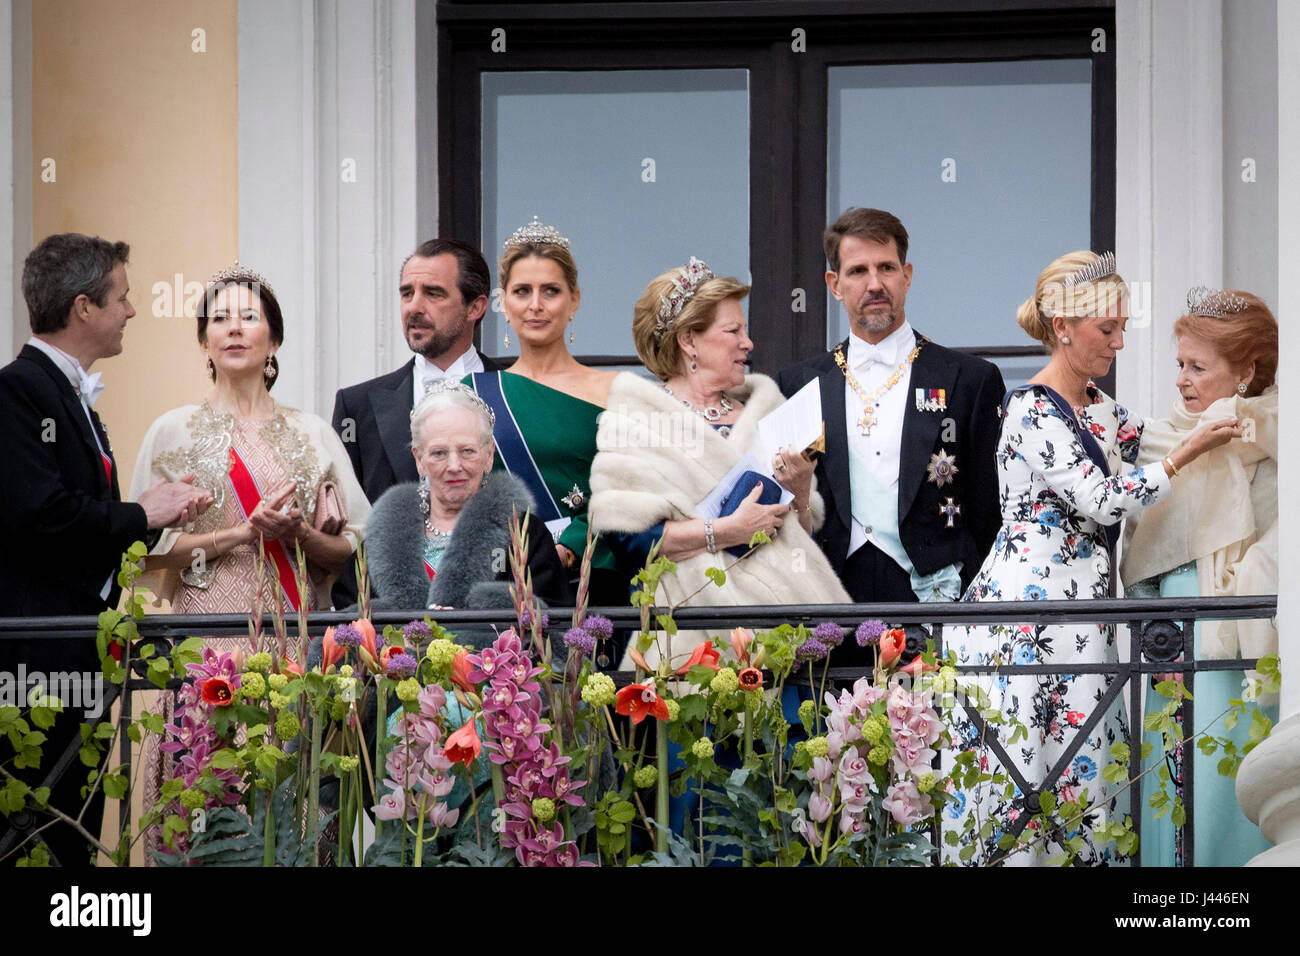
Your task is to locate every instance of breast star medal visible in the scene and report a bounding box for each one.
[561,484,586,511]
[926,450,959,488]
[939,497,961,528]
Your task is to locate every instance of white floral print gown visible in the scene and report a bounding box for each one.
[943,385,1170,866]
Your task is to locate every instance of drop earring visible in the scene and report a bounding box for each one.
[504,325,511,349]
[1237,382,1248,395]
[418,474,430,517]
[569,321,575,345]
[688,354,699,373]
[264,355,277,380]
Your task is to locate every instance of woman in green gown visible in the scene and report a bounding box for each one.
[467,217,623,619]
[1122,287,1278,866]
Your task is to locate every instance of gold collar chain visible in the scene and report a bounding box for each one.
[833,340,923,435]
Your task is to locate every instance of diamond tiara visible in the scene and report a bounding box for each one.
[415,379,497,428]
[207,261,277,303]
[654,256,716,340]
[503,216,570,250]
[1186,286,1250,318]
[1062,251,1117,288]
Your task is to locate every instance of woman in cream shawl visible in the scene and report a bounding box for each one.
[1121,287,1278,867]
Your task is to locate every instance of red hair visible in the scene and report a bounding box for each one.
[1173,291,1277,395]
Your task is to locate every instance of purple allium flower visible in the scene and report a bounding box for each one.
[518,608,549,630]
[402,620,432,644]
[385,652,419,680]
[795,637,829,663]
[333,623,363,647]
[562,627,596,656]
[583,615,614,641]
[856,619,887,647]
[813,621,844,648]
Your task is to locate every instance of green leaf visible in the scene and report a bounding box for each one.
[208,749,240,770]
[1139,741,1154,760]
[29,706,56,730]
[748,530,771,549]
[1248,708,1272,743]
[1197,736,1218,756]
[102,773,127,801]
[78,744,100,767]
[1224,710,1239,731]
[1170,798,1186,828]
[1037,791,1056,815]
[704,567,726,588]
[1109,741,1130,764]
[655,613,678,636]
[1153,680,1181,700]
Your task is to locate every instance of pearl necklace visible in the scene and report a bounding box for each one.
[664,384,734,422]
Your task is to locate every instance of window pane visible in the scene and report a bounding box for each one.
[482,70,750,358]
[826,60,1092,352]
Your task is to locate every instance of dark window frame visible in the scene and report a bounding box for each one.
[431,1,1116,390]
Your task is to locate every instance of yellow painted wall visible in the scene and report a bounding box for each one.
[31,0,238,497]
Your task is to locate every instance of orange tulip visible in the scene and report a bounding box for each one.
[675,641,721,676]
[200,676,235,707]
[615,682,671,725]
[899,656,938,677]
[444,720,482,766]
[282,658,304,677]
[737,667,764,691]
[628,646,651,673]
[353,619,378,665]
[321,626,345,672]
[729,627,753,664]
[450,649,475,694]
[879,628,906,668]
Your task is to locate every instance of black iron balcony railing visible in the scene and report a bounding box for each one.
[0,594,1277,866]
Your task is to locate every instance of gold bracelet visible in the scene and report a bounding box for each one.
[210,530,220,557]
[1164,456,1180,477]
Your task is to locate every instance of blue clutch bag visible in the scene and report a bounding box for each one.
[717,471,783,557]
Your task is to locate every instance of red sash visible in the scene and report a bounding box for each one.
[227,446,304,612]
[100,451,113,486]
[424,560,436,581]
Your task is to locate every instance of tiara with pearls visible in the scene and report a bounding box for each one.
[654,257,716,340]
[1185,286,1249,318]
[416,379,497,428]
[504,216,569,250]
[1062,251,1117,288]
[207,261,277,300]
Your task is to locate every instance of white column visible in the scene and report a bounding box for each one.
[238,0,417,421]
[1115,0,1223,422]
[1236,0,1300,866]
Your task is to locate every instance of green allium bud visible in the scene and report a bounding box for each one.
[868,745,891,767]
[805,736,830,758]
[709,667,739,696]
[531,797,557,823]
[269,691,290,711]
[580,672,617,708]
[798,699,818,727]
[633,765,658,789]
[245,652,272,673]
[275,710,299,740]
[339,664,354,679]
[395,677,421,703]
[178,789,205,811]
[692,737,714,760]
[426,638,458,670]
[267,673,289,692]
[239,672,267,700]
[338,755,360,774]
[917,772,936,794]
[664,698,681,722]
[861,716,886,745]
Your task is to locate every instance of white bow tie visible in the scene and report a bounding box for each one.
[78,369,105,407]
[854,346,891,371]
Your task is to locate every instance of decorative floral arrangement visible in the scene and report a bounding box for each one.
[0,535,1282,868]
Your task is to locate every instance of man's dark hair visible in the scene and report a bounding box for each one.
[22,234,130,334]
[823,208,909,273]
[402,238,490,305]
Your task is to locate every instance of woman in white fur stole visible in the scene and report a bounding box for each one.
[590,260,849,671]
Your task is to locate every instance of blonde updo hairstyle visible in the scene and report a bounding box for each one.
[1016,251,1128,349]
[632,270,751,381]
[498,241,579,295]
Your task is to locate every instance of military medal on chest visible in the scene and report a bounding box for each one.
[915,388,947,412]
[939,496,961,528]
[926,449,958,488]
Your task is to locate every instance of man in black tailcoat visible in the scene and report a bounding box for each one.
[331,239,507,605]
[0,234,211,864]
[779,209,1005,666]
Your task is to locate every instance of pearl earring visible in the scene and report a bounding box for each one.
[1060,336,1071,345]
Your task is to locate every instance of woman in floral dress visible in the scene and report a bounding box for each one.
[944,252,1241,866]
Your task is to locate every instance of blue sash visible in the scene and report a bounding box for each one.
[470,372,563,523]
[1003,383,1119,558]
